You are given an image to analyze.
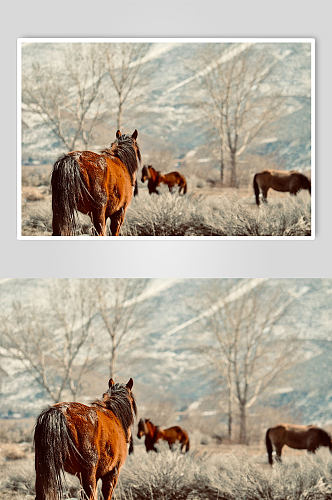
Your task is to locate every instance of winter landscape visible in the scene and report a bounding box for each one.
[19,40,313,237]
[0,278,331,498]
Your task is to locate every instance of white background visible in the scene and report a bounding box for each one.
[1,0,331,278]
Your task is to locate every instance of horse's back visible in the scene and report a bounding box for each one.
[55,402,128,467]
[269,423,323,449]
[164,425,188,441]
[256,170,295,192]
[164,171,185,183]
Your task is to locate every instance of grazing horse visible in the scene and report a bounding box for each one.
[51,130,141,235]
[265,424,332,465]
[141,165,162,194]
[159,171,187,195]
[141,165,187,195]
[253,170,311,206]
[34,378,136,500]
[137,418,190,453]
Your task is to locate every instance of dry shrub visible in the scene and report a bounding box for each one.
[20,187,311,237]
[2,444,28,461]
[116,448,332,500]
[21,165,51,187]
[122,191,311,237]
[22,187,46,202]
[21,199,93,236]
[0,420,34,444]
[1,461,35,498]
[21,199,53,236]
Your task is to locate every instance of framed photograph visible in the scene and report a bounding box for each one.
[1,278,330,499]
[18,38,314,239]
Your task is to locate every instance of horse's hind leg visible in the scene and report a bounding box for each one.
[307,439,317,454]
[101,469,119,500]
[80,472,97,500]
[262,187,269,203]
[109,208,126,236]
[91,208,107,236]
[275,444,283,463]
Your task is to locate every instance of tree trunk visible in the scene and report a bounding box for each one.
[117,101,123,131]
[220,144,224,185]
[230,150,237,188]
[239,404,247,444]
[227,397,232,439]
[110,345,116,379]
[227,376,232,439]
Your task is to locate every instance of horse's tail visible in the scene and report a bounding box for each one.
[265,428,273,465]
[182,178,187,195]
[34,407,80,499]
[307,177,311,195]
[253,174,260,206]
[51,154,86,235]
[134,179,138,197]
[129,434,134,454]
[185,437,190,453]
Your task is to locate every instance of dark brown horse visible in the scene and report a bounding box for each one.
[253,169,311,206]
[266,424,332,465]
[137,418,189,453]
[51,130,141,235]
[34,378,136,499]
[141,165,162,194]
[141,165,187,195]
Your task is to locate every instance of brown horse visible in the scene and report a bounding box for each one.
[141,165,162,194]
[266,424,332,465]
[141,165,187,195]
[137,418,190,453]
[159,171,187,195]
[34,378,136,500]
[253,169,311,206]
[51,130,141,235]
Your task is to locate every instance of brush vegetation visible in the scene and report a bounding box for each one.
[21,188,311,237]
[1,446,331,499]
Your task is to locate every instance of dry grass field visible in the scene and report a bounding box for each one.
[1,420,331,499]
[20,165,312,237]
[1,438,331,499]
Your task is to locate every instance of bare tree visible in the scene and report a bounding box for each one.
[193,280,304,443]
[22,44,105,150]
[0,280,96,403]
[91,279,148,379]
[191,44,287,186]
[102,43,150,130]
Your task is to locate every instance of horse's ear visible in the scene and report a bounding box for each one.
[116,130,121,139]
[108,378,115,388]
[126,378,133,390]
[132,129,138,140]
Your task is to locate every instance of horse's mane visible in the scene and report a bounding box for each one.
[92,383,137,439]
[101,134,141,184]
[145,418,161,434]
